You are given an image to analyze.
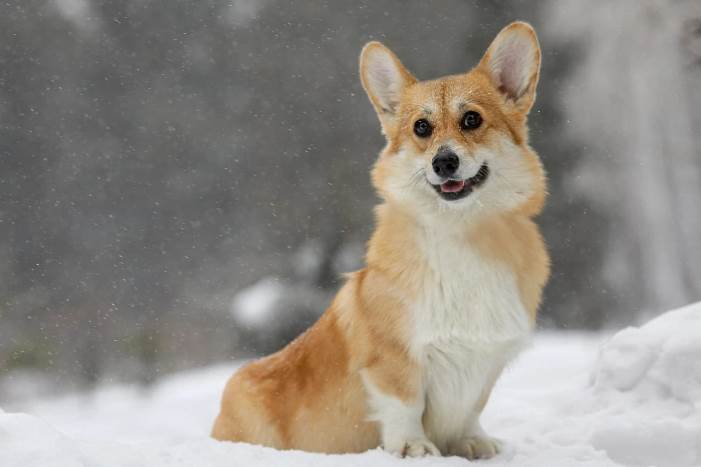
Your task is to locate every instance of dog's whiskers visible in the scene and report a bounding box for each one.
[405,168,426,189]
[494,171,527,200]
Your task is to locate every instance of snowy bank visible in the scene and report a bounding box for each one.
[588,302,701,466]
[1,303,700,467]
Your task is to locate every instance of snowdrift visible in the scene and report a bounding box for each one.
[1,303,700,467]
[588,302,701,467]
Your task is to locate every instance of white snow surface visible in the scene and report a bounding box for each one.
[2,302,701,467]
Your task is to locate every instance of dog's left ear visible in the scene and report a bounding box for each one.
[478,22,541,114]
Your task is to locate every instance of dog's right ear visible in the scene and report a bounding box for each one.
[360,42,416,132]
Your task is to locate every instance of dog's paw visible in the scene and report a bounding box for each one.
[385,438,441,458]
[452,434,501,460]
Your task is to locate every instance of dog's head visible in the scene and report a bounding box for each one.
[360,22,546,220]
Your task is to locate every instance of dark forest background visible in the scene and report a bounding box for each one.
[1,0,700,397]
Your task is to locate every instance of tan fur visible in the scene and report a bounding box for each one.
[212,21,550,456]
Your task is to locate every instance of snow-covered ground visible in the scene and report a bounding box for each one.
[2,302,700,467]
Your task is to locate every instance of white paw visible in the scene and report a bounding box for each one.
[452,435,501,460]
[385,438,441,458]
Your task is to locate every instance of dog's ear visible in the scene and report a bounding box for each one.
[478,22,541,114]
[360,42,416,131]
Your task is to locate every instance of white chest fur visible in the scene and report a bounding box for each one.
[410,225,532,448]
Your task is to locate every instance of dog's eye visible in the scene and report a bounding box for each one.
[460,111,482,130]
[413,119,433,138]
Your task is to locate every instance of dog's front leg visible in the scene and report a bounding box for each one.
[448,371,502,460]
[361,366,439,457]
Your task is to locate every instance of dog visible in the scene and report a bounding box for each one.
[212,21,549,459]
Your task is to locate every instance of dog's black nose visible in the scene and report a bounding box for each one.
[432,150,460,177]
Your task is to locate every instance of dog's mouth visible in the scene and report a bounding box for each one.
[431,163,490,201]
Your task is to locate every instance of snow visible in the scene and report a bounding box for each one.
[588,302,701,466]
[230,277,286,328]
[2,302,701,467]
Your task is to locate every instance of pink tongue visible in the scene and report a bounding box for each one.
[440,180,465,193]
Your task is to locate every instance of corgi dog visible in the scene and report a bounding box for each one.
[212,21,549,459]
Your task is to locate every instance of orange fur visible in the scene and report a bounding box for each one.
[212,22,550,458]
